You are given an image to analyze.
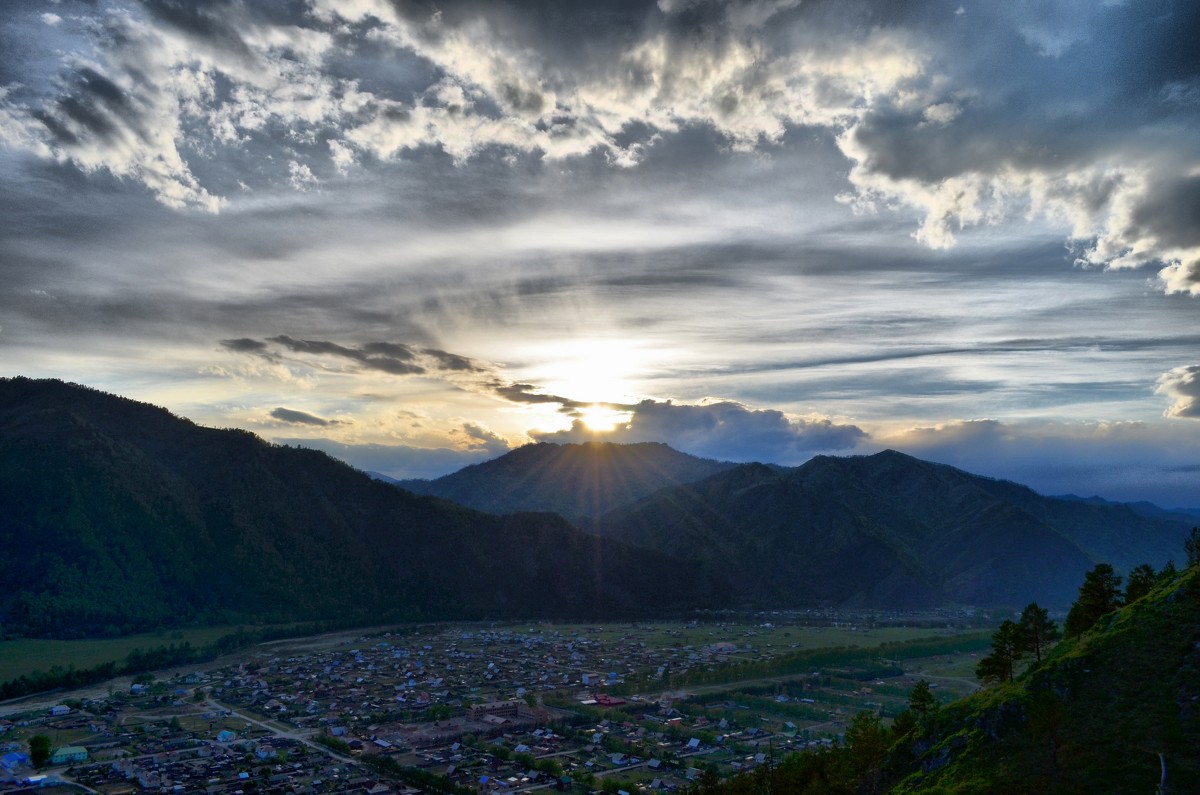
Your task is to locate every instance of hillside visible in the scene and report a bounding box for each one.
[895,566,1200,794]
[593,451,1188,608]
[0,378,711,638]
[396,441,736,521]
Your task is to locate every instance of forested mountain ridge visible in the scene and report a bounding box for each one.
[396,440,736,521]
[0,378,711,638]
[689,564,1200,795]
[592,451,1188,608]
[892,565,1200,793]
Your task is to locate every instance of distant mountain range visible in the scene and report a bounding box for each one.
[0,378,709,638]
[591,451,1189,609]
[0,378,1193,639]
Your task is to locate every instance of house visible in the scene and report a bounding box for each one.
[48,705,71,717]
[1,751,29,770]
[50,746,88,764]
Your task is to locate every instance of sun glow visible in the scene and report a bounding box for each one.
[521,338,650,405]
[577,404,633,433]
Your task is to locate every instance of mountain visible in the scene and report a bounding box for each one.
[592,451,1189,608]
[0,378,711,638]
[894,566,1200,794]
[1057,492,1200,521]
[396,441,736,521]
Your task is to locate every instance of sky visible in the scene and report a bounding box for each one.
[1,0,1199,507]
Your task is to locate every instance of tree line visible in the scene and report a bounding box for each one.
[975,526,1197,688]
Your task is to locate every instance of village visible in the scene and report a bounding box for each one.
[0,612,986,795]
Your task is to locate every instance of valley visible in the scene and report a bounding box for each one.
[0,613,989,794]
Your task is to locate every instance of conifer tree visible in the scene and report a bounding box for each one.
[1064,564,1123,638]
[1017,603,1059,663]
[1124,563,1158,604]
[907,680,937,719]
[976,620,1024,685]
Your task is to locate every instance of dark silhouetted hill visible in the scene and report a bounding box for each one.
[894,566,1200,794]
[592,450,1187,608]
[0,378,712,638]
[396,441,736,521]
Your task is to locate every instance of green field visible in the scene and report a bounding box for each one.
[0,625,257,683]
[505,621,967,652]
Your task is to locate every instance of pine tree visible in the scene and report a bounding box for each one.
[1017,603,1059,663]
[907,680,937,719]
[976,620,1025,685]
[1064,564,1123,638]
[1124,563,1158,604]
[1186,527,1200,569]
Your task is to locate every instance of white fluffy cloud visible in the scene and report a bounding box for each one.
[1157,365,1200,420]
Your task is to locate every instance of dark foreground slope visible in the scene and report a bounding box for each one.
[0,378,710,637]
[397,441,735,521]
[895,566,1200,794]
[595,451,1186,608]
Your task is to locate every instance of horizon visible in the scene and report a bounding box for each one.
[2,1,1199,506]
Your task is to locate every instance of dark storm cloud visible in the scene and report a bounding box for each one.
[1129,176,1200,250]
[269,335,426,375]
[422,348,482,372]
[137,0,256,61]
[33,66,148,147]
[270,406,343,426]
[490,381,578,409]
[224,335,486,378]
[220,337,269,353]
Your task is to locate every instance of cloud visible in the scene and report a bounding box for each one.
[875,417,1200,508]
[1157,365,1200,419]
[531,398,867,463]
[222,335,486,377]
[219,337,269,353]
[832,2,1200,292]
[270,406,343,426]
[456,422,512,456]
[3,0,1191,300]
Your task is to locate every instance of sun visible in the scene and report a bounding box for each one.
[577,404,632,433]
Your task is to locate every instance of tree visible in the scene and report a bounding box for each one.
[1158,560,1178,583]
[28,735,52,768]
[1124,564,1158,604]
[976,620,1024,685]
[1186,527,1200,568]
[1017,603,1060,663]
[844,711,889,795]
[1064,564,1123,638]
[907,680,937,720]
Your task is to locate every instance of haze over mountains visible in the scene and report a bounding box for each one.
[0,378,1192,639]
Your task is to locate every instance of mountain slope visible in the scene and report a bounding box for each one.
[896,566,1200,794]
[396,441,736,521]
[0,378,710,637]
[594,451,1187,608]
